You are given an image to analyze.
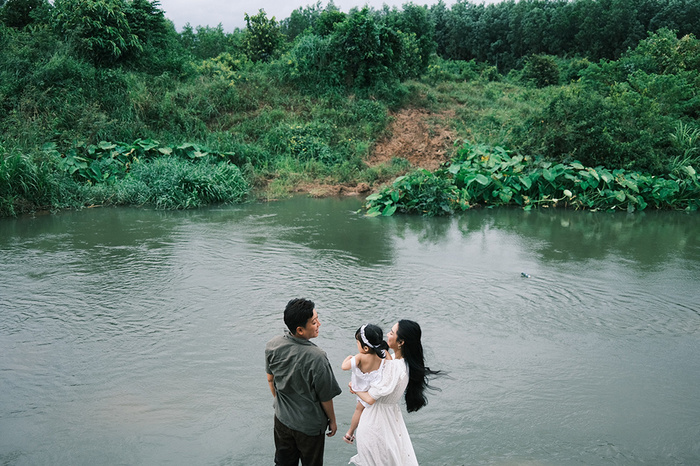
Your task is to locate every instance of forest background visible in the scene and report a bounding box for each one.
[1,0,699,217]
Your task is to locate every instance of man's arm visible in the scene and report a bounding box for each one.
[320,400,337,437]
[267,373,275,397]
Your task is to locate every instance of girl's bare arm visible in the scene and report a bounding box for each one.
[341,355,354,371]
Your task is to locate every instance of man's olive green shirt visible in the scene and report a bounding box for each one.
[265,332,342,436]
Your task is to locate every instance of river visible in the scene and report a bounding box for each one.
[1,197,699,465]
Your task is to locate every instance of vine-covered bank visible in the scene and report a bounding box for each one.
[365,142,700,216]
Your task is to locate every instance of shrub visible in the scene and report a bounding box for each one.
[243,9,283,63]
[522,54,559,87]
[1,0,50,28]
[52,0,142,65]
[121,157,248,209]
[525,83,671,173]
[0,148,66,216]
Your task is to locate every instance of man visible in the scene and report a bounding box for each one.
[265,298,342,466]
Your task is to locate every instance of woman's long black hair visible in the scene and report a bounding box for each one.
[355,324,389,358]
[397,319,441,412]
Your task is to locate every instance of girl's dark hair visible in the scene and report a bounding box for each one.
[355,324,389,359]
[397,319,441,412]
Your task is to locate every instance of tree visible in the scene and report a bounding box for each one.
[121,0,184,71]
[243,9,282,62]
[281,2,321,42]
[179,24,238,60]
[52,0,141,65]
[313,5,345,37]
[383,3,436,71]
[0,0,49,28]
[523,53,559,87]
[328,7,400,88]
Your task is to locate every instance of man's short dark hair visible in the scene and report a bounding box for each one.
[284,298,315,334]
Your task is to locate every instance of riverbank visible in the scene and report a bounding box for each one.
[2,29,699,217]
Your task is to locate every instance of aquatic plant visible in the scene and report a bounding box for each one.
[364,141,700,216]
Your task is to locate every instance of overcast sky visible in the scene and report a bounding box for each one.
[158,0,494,32]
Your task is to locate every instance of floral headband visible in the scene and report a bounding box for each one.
[360,324,376,348]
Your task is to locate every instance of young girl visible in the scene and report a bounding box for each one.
[341,324,391,444]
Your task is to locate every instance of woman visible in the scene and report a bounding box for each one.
[349,319,440,466]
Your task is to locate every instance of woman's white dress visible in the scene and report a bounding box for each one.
[349,358,419,466]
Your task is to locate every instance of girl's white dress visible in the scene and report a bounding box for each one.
[349,358,418,466]
[350,356,385,408]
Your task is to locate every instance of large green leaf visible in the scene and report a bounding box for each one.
[542,168,555,182]
[382,204,397,216]
[365,206,382,217]
[447,163,462,174]
[473,174,490,186]
[519,175,532,189]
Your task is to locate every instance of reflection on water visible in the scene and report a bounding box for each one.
[1,199,699,465]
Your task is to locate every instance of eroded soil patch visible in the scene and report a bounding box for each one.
[285,108,456,198]
[366,108,454,171]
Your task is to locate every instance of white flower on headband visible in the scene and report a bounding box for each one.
[360,324,376,348]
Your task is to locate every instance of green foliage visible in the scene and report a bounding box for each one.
[4,0,699,217]
[522,29,700,174]
[365,142,700,216]
[281,2,322,41]
[328,7,405,88]
[382,3,436,72]
[43,138,242,185]
[623,28,700,75]
[243,9,283,62]
[283,7,424,95]
[559,56,591,83]
[430,0,700,70]
[193,51,249,81]
[265,122,336,163]
[280,33,338,90]
[0,0,49,28]
[106,157,248,209]
[365,169,460,217]
[313,7,346,37]
[120,0,185,73]
[179,24,242,60]
[423,56,500,84]
[52,0,142,65]
[522,54,559,87]
[525,82,672,173]
[0,147,62,216]
[669,121,700,175]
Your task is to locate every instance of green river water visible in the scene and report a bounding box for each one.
[1,197,699,465]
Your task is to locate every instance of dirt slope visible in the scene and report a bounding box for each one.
[300,108,455,197]
[366,108,454,171]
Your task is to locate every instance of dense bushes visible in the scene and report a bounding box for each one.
[281,7,425,99]
[521,29,700,174]
[1,0,699,216]
[0,139,249,216]
[365,142,700,216]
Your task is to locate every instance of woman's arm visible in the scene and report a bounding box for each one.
[352,391,376,405]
